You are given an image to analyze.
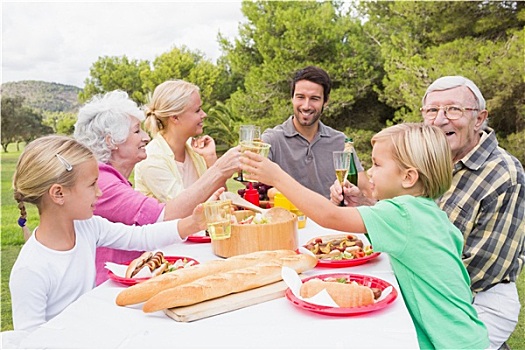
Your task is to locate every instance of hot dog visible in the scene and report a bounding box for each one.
[125,251,153,278]
[125,251,166,278]
[151,261,169,277]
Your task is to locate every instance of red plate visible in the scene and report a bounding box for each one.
[187,233,211,243]
[316,252,381,268]
[107,256,199,286]
[285,273,397,316]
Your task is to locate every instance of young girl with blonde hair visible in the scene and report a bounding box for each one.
[10,135,207,332]
[241,123,489,349]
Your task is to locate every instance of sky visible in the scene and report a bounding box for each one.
[1,1,245,88]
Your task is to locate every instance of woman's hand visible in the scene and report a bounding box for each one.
[192,135,218,166]
[211,146,241,178]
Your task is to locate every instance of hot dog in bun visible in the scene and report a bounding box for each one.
[125,251,167,278]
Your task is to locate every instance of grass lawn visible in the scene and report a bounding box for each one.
[1,145,524,348]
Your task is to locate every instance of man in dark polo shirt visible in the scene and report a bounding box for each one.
[262,66,370,199]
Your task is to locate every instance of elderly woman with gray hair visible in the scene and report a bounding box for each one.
[74,90,239,285]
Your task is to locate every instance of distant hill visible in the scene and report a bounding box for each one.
[1,80,82,113]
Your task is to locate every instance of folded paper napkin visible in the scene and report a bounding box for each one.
[281,266,340,307]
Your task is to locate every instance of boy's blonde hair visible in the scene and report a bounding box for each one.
[371,123,453,199]
[13,135,95,214]
[143,80,200,136]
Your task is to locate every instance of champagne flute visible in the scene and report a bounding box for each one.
[333,151,351,207]
[237,125,261,182]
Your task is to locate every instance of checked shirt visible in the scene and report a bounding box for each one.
[437,128,524,294]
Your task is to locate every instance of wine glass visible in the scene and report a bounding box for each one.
[333,151,351,207]
[236,125,261,182]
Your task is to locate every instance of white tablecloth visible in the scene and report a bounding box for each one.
[16,219,418,349]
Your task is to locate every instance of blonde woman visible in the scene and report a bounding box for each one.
[135,80,240,202]
[241,123,489,349]
[10,135,207,332]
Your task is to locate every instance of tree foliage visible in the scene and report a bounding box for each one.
[79,55,150,104]
[1,96,53,152]
[75,1,524,165]
[79,47,235,109]
[204,101,244,148]
[219,1,389,131]
[42,111,77,135]
[357,1,525,135]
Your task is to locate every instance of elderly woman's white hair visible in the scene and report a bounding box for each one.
[74,90,145,163]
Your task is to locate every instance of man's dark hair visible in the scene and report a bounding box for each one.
[291,66,331,103]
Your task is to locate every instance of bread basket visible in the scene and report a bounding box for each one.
[211,209,299,258]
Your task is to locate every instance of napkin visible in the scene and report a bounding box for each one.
[281,266,339,307]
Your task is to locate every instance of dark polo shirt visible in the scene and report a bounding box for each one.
[262,116,363,198]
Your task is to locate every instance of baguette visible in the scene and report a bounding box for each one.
[116,249,297,306]
[142,253,317,312]
[300,278,375,308]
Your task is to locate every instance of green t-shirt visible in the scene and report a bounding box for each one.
[357,195,489,349]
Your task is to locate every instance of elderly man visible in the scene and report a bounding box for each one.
[332,76,524,349]
[420,76,524,349]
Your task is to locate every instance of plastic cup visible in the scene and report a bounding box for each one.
[203,199,232,240]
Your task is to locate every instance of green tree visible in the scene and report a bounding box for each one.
[80,56,150,104]
[1,96,52,152]
[43,111,77,135]
[219,1,388,132]
[141,46,231,109]
[358,1,525,135]
[80,47,236,112]
[204,101,245,148]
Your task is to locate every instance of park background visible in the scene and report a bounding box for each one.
[1,1,523,346]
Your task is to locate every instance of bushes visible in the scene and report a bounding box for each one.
[498,130,525,167]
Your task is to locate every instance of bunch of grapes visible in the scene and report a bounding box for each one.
[237,182,273,201]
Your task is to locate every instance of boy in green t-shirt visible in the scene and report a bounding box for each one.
[241,123,489,349]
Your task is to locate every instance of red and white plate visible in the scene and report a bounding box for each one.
[285,273,397,316]
[316,252,381,268]
[187,233,211,243]
[107,256,199,286]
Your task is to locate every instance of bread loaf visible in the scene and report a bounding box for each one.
[116,249,297,306]
[142,253,317,312]
[300,278,374,308]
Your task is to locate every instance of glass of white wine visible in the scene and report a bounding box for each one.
[237,125,261,182]
[333,151,351,207]
[241,141,271,182]
[203,199,232,240]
